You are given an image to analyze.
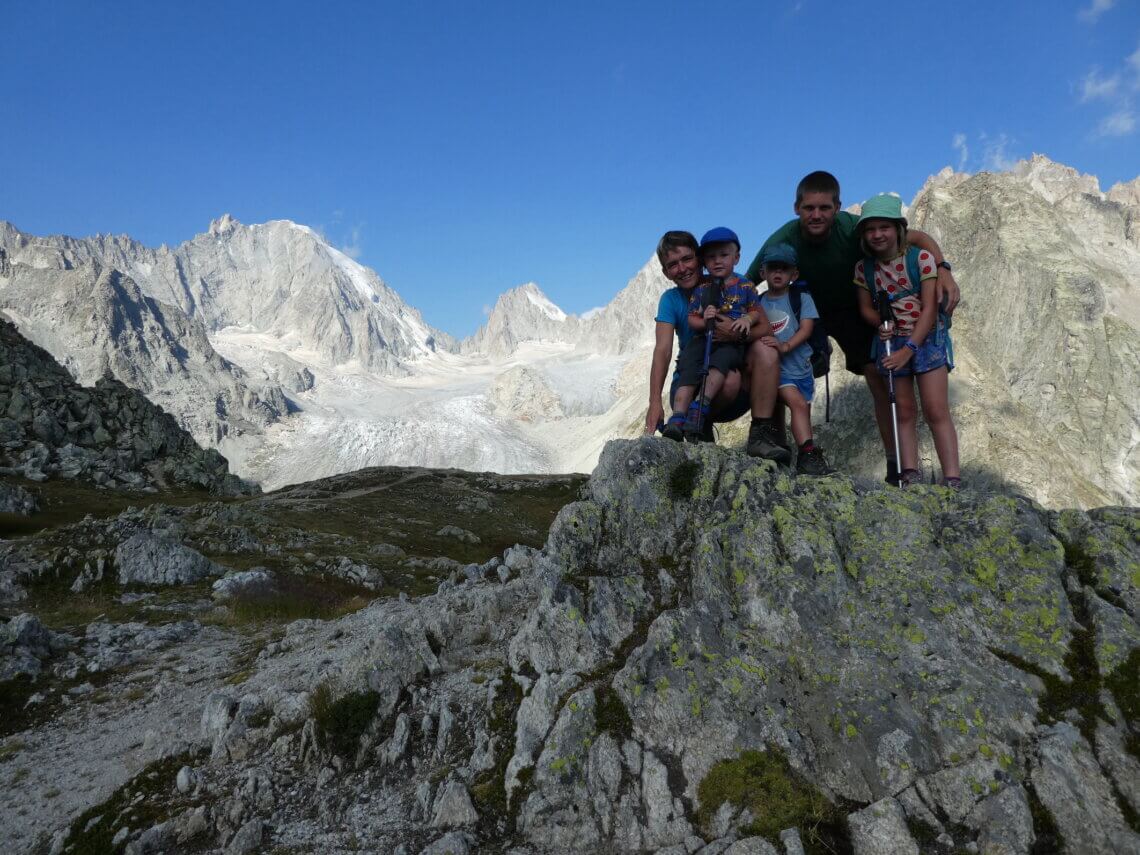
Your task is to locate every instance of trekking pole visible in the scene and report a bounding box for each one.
[877,299,903,486]
[694,278,722,439]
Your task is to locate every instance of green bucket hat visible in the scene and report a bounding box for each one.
[856,194,907,230]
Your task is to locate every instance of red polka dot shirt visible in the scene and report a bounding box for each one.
[853,249,937,336]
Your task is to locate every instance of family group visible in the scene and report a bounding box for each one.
[645,171,961,488]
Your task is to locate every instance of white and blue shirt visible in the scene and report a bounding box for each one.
[759,290,818,380]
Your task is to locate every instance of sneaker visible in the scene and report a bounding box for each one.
[662,417,685,442]
[795,445,833,476]
[900,468,923,487]
[885,459,900,487]
[940,476,962,490]
[746,419,792,464]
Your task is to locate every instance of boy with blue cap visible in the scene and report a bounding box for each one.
[662,227,767,443]
[757,243,833,475]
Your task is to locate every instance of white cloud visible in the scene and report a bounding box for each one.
[980,132,1017,171]
[1075,39,1139,138]
[951,132,969,171]
[1095,107,1137,137]
[482,304,492,317]
[340,224,363,259]
[1079,69,1121,101]
[1078,0,1115,23]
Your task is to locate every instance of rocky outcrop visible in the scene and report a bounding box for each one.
[4,440,1135,853]
[0,318,251,494]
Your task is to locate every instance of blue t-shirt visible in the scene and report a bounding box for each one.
[655,287,695,350]
[760,290,818,379]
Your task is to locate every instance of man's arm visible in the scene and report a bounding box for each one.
[645,321,675,433]
[908,229,960,315]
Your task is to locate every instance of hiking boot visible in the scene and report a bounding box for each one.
[900,468,923,487]
[746,419,792,464]
[795,445,833,476]
[885,459,900,486]
[940,476,962,490]
[661,417,685,442]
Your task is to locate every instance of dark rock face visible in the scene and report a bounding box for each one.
[0,318,252,495]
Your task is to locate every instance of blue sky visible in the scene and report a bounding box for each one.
[3,0,1138,338]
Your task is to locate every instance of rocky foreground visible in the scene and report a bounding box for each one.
[2,439,1139,854]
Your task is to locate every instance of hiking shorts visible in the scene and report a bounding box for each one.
[675,338,746,388]
[778,372,814,404]
[872,333,954,377]
[819,306,876,376]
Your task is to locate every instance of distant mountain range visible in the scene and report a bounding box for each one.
[1,155,1136,507]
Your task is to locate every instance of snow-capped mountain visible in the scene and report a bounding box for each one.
[463,283,579,358]
[461,259,670,359]
[0,215,452,373]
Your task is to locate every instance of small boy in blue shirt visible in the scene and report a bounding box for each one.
[757,243,833,475]
[662,227,763,442]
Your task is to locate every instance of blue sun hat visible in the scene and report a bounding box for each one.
[699,226,740,249]
[759,243,797,266]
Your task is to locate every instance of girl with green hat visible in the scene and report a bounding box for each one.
[853,194,960,489]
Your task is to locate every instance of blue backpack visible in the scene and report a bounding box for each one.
[787,281,833,379]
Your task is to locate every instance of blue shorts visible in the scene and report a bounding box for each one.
[779,373,813,403]
[873,333,954,377]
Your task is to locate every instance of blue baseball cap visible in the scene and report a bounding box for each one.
[699,227,740,250]
[759,243,798,266]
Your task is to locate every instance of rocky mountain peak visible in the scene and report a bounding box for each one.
[208,213,239,236]
[1010,153,1104,203]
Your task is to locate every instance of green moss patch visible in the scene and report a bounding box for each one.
[309,684,381,758]
[696,748,850,853]
[471,670,525,829]
[669,459,702,501]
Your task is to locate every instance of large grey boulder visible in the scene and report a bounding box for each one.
[115,531,222,586]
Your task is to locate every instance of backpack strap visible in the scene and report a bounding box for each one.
[788,281,803,321]
[862,258,880,309]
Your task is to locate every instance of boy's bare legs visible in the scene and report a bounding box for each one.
[746,339,779,419]
[917,367,960,479]
[778,386,812,446]
[700,369,727,404]
[892,379,920,474]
